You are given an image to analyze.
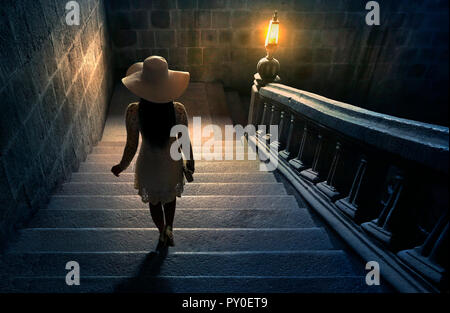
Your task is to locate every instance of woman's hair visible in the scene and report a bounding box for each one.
[138,99,176,148]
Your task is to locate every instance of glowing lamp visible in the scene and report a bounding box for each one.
[265,12,279,47]
[256,11,281,86]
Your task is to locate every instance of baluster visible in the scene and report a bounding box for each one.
[288,124,308,171]
[270,110,285,150]
[280,114,295,160]
[263,104,277,143]
[361,171,404,245]
[256,103,269,137]
[300,134,323,183]
[336,158,368,219]
[317,142,342,201]
[398,213,448,285]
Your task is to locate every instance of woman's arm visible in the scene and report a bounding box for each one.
[175,102,195,172]
[112,103,139,177]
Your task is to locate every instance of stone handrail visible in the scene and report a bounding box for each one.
[248,82,449,293]
[258,84,449,173]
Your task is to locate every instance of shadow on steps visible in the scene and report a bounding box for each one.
[114,245,172,293]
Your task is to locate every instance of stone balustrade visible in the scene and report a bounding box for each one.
[248,82,449,293]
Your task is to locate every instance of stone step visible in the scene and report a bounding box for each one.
[27,208,314,228]
[56,183,287,196]
[97,140,239,147]
[10,228,334,252]
[86,153,257,162]
[69,172,277,183]
[4,251,362,277]
[6,276,381,293]
[78,161,264,173]
[47,195,299,210]
[92,145,257,154]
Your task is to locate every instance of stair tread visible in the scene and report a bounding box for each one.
[56,182,287,196]
[69,172,277,183]
[10,228,334,252]
[47,195,300,210]
[27,208,315,228]
[57,182,286,196]
[4,250,365,277]
[77,161,269,173]
[6,276,384,293]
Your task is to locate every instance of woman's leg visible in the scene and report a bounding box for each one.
[149,202,165,233]
[163,199,176,228]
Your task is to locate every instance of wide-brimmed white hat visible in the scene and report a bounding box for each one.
[122,56,190,103]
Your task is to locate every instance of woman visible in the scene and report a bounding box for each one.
[111,56,194,247]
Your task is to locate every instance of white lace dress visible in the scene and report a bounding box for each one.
[118,102,189,205]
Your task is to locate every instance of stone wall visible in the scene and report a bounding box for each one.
[106,0,448,126]
[0,0,114,246]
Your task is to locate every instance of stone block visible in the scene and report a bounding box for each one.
[177,0,197,9]
[219,30,233,44]
[231,11,251,28]
[2,127,34,197]
[152,0,176,9]
[187,47,203,65]
[130,10,149,29]
[178,31,200,47]
[41,39,58,77]
[212,11,231,28]
[0,87,21,153]
[0,165,13,205]
[110,12,132,30]
[323,12,347,29]
[177,10,195,28]
[292,0,315,11]
[24,105,49,151]
[116,49,137,69]
[130,0,153,9]
[113,30,137,47]
[330,64,356,82]
[195,10,211,28]
[229,0,247,9]
[30,52,49,96]
[155,30,176,47]
[234,30,251,46]
[313,48,333,63]
[247,0,293,11]
[291,48,313,63]
[151,10,171,28]
[201,30,218,46]
[39,83,59,132]
[108,0,131,11]
[198,0,227,9]
[251,28,266,47]
[39,0,60,28]
[152,48,169,60]
[203,47,229,64]
[138,30,155,48]
[10,67,39,120]
[292,30,317,47]
[291,13,325,29]
[345,13,366,28]
[169,48,188,65]
[231,48,247,62]
[246,47,266,64]
[136,49,153,61]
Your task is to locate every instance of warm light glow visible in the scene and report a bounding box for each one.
[265,12,279,47]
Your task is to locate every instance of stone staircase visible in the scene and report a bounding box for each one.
[0,83,385,293]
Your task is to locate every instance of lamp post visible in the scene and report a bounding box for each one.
[255,11,281,88]
[248,11,281,125]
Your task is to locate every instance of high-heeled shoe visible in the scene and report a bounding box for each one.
[164,225,175,247]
